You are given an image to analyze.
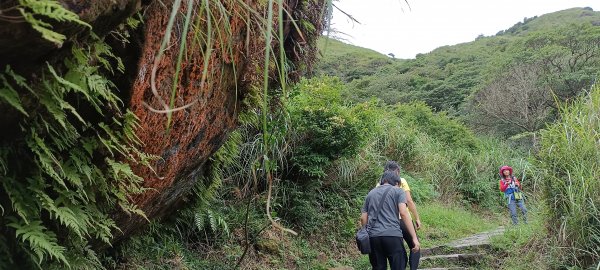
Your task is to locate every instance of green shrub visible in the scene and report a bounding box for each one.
[288,76,375,178]
[536,81,600,268]
[402,174,437,203]
[394,102,479,151]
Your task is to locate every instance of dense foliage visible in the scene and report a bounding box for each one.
[114,7,599,269]
[3,3,598,269]
[0,34,150,269]
[536,82,600,268]
[317,8,600,139]
[114,76,528,268]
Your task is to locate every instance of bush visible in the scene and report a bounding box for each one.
[402,174,437,203]
[288,77,373,178]
[536,82,600,268]
[394,102,480,151]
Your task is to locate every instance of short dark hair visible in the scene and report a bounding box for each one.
[381,171,400,186]
[384,160,400,172]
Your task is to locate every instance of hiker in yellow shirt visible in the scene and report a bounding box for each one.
[382,161,421,270]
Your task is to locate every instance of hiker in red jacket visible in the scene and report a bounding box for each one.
[499,165,528,225]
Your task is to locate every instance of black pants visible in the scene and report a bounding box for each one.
[400,220,420,270]
[368,236,406,270]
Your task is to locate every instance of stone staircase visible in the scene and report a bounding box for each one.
[418,227,504,270]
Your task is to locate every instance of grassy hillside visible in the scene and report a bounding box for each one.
[497,7,600,36]
[314,38,397,82]
[315,8,600,138]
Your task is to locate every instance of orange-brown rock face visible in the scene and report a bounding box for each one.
[116,0,325,239]
[0,0,324,242]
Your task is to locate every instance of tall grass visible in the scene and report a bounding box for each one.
[537,82,600,268]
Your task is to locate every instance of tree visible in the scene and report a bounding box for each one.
[520,23,600,101]
[470,63,552,137]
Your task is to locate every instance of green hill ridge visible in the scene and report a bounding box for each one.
[316,7,600,138]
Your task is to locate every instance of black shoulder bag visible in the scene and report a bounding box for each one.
[356,186,393,254]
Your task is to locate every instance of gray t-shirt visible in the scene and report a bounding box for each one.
[361,184,407,237]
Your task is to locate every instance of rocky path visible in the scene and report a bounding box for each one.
[329,226,505,270]
[419,226,505,270]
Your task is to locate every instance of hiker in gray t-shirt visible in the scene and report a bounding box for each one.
[361,171,420,270]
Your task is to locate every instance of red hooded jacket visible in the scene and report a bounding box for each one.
[499,165,521,192]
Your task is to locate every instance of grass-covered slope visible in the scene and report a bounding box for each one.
[314,38,397,82]
[315,7,600,124]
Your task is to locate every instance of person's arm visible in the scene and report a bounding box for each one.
[360,212,368,226]
[499,179,508,192]
[405,191,422,229]
[360,195,370,226]
[399,203,420,252]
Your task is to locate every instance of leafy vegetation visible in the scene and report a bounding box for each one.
[490,206,548,270]
[318,8,600,140]
[113,75,525,268]
[17,0,91,46]
[2,2,599,269]
[112,7,599,270]
[314,38,395,82]
[536,81,600,268]
[0,2,152,268]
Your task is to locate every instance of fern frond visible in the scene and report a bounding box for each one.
[18,0,91,46]
[18,9,65,46]
[61,243,104,270]
[39,194,88,238]
[194,212,205,232]
[87,74,121,109]
[93,41,125,74]
[88,214,117,245]
[7,219,69,267]
[61,162,83,188]
[38,82,68,128]
[0,74,29,116]
[27,131,67,189]
[106,159,139,182]
[118,202,148,221]
[3,65,32,92]
[0,155,6,176]
[19,0,91,26]
[3,178,37,224]
[217,215,230,237]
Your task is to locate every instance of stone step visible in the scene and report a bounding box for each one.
[418,268,468,270]
[421,243,493,257]
[419,253,487,268]
[446,226,504,248]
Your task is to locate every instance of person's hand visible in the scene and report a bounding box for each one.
[411,239,420,253]
[415,220,422,230]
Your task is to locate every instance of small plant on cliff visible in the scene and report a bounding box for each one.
[16,0,91,46]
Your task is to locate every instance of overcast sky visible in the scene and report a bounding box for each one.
[330,0,600,59]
